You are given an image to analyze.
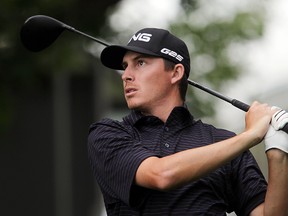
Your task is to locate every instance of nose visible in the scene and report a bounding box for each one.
[121,66,134,82]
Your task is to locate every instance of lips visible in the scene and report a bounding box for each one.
[125,87,137,96]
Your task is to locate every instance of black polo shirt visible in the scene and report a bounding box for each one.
[88,107,267,216]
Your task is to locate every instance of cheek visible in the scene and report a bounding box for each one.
[142,76,161,92]
[143,77,170,98]
[138,64,172,96]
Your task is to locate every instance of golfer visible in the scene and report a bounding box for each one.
[88,28,288,215]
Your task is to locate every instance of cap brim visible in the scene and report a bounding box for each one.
[100,45,161,70]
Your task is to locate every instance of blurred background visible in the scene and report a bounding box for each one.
[1,0,288,215]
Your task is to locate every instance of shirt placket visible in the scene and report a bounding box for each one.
[161,123,176,155]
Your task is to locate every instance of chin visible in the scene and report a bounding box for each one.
[127,104,139,110]
[127,101,142,110]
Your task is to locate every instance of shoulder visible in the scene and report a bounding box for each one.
[87,116,141,147]
[195,120,236,141]
[88,118,134,139]
[89,118,124,132]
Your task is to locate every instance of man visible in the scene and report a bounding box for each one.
[88,28,288,215]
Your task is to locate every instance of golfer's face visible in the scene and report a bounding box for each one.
[122,51,173,113]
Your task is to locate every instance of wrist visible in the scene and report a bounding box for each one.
[240,130,263,149]
[266,149,288,180]
[245,127,264,144]
[266,148,288,161]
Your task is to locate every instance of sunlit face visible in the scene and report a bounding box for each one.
[121,51,174,114]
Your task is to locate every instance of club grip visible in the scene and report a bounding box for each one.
[282,123,288,134]
[231,99,250,112]
[231,99,288,134]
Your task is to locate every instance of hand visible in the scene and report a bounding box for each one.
[271,108,288,131]
[245,101,274,142]
[265,125,288,153]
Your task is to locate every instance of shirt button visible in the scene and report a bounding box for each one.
[164,127,169,132]
[164,143,170,148]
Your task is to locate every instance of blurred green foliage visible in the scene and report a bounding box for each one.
[170,2,265,118]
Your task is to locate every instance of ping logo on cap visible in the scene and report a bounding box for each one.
[129,33,152,43]
[161,48,184,62]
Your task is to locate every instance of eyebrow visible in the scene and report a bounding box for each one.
[122,53,156,65]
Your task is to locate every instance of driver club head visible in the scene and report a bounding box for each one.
[20,15,68,52]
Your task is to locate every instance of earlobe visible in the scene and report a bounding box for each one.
[171,64,185,84]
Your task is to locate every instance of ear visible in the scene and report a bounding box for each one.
[171,64,185,84]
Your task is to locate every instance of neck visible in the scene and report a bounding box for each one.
[142,98,184,123]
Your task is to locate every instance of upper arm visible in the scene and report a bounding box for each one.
[135,156,166,190]
[249,203,264,216]
[135,156,178,191]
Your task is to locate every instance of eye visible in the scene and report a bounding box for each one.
[122,62,128,70]
[137,60,145,67]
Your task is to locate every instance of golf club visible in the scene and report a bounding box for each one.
[20,15,288,133]
[20,15,109,52]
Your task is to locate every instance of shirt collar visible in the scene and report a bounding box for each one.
[123,106,195,127]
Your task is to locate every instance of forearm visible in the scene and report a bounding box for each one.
[167,130,262,187]
[264,149,288,216]
[136,130,260,190]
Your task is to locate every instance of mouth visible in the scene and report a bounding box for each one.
[125,87,137,96]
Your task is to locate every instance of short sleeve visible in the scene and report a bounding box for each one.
[87,118,157,207]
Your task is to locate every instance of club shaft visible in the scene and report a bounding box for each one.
[64,25,109,47]
[187,79,250,112]
[189,79,288,134]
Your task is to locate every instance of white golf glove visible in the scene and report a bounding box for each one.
[265,125,288,153]
[271,107,288,131]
